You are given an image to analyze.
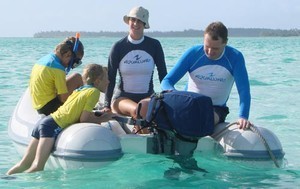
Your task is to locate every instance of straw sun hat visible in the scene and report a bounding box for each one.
[123,6,150,29]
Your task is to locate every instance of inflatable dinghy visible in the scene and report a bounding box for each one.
[8,88,285,170]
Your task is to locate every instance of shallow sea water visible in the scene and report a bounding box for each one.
[1,37,300,188]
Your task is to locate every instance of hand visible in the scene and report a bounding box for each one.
[101,107,111,113]
[237,118,252,130]
[99,112,117,123]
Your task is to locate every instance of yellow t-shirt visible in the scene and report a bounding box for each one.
[51,86,100,129]
[29,54,68,110]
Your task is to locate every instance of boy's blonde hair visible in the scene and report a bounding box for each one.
[82,64,107,85]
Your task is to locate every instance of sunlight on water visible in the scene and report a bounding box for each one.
[1,37,300,188]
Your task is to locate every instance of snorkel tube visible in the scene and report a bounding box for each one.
[73,33,80,53]
[66,33,81,74]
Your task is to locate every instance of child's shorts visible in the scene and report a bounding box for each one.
[31,115,62,139]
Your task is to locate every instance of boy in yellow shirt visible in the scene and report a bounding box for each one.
[7,64,115,175]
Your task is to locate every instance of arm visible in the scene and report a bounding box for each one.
[58,93,68,103]
[80,110,115,124]
[104,43,119,109]
[233,52,251,129]
[161,47,194,90]
[81,90,116,123]
[55,71,69,102]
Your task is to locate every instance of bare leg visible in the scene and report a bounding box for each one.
[6,138,39,175]
[112,97,138,118]
[59,73,83,103]
[66,73,83,94]
[112,98,151,134]
[25,137,55,173]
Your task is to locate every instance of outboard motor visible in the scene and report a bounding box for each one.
[141,91,214,171]
[114,91,214,171]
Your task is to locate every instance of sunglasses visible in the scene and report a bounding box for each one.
[71,53,82,69]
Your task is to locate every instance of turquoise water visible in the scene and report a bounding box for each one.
[1,37,300,188]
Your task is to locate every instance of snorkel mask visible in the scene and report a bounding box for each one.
[66,33,82,74]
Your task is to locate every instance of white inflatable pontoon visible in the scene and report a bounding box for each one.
[8,88,285,170]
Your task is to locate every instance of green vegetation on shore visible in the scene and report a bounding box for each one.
[34,28,300,38]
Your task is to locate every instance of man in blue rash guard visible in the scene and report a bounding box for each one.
[161,21,252,130]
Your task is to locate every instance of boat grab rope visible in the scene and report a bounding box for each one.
[211,122,280,168]
[113,116,281,167]
[211,122,238,139]
[249,125,280,168]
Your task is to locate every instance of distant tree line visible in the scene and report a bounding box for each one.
[33,28,300,38]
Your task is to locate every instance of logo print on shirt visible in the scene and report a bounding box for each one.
[195,72,226,82]
[124,55,151,64]
[134,55,142,61]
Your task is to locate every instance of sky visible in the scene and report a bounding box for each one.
[1,0,300,37]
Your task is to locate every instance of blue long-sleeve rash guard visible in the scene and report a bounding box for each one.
[161,45,251,119]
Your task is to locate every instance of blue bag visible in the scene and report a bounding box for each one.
[146,91,214,140]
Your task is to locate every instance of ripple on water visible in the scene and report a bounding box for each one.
[257,115,288,120]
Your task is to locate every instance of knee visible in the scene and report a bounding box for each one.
[67,73,83,89]
[131,107,138,119]
[73,73,83,85]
